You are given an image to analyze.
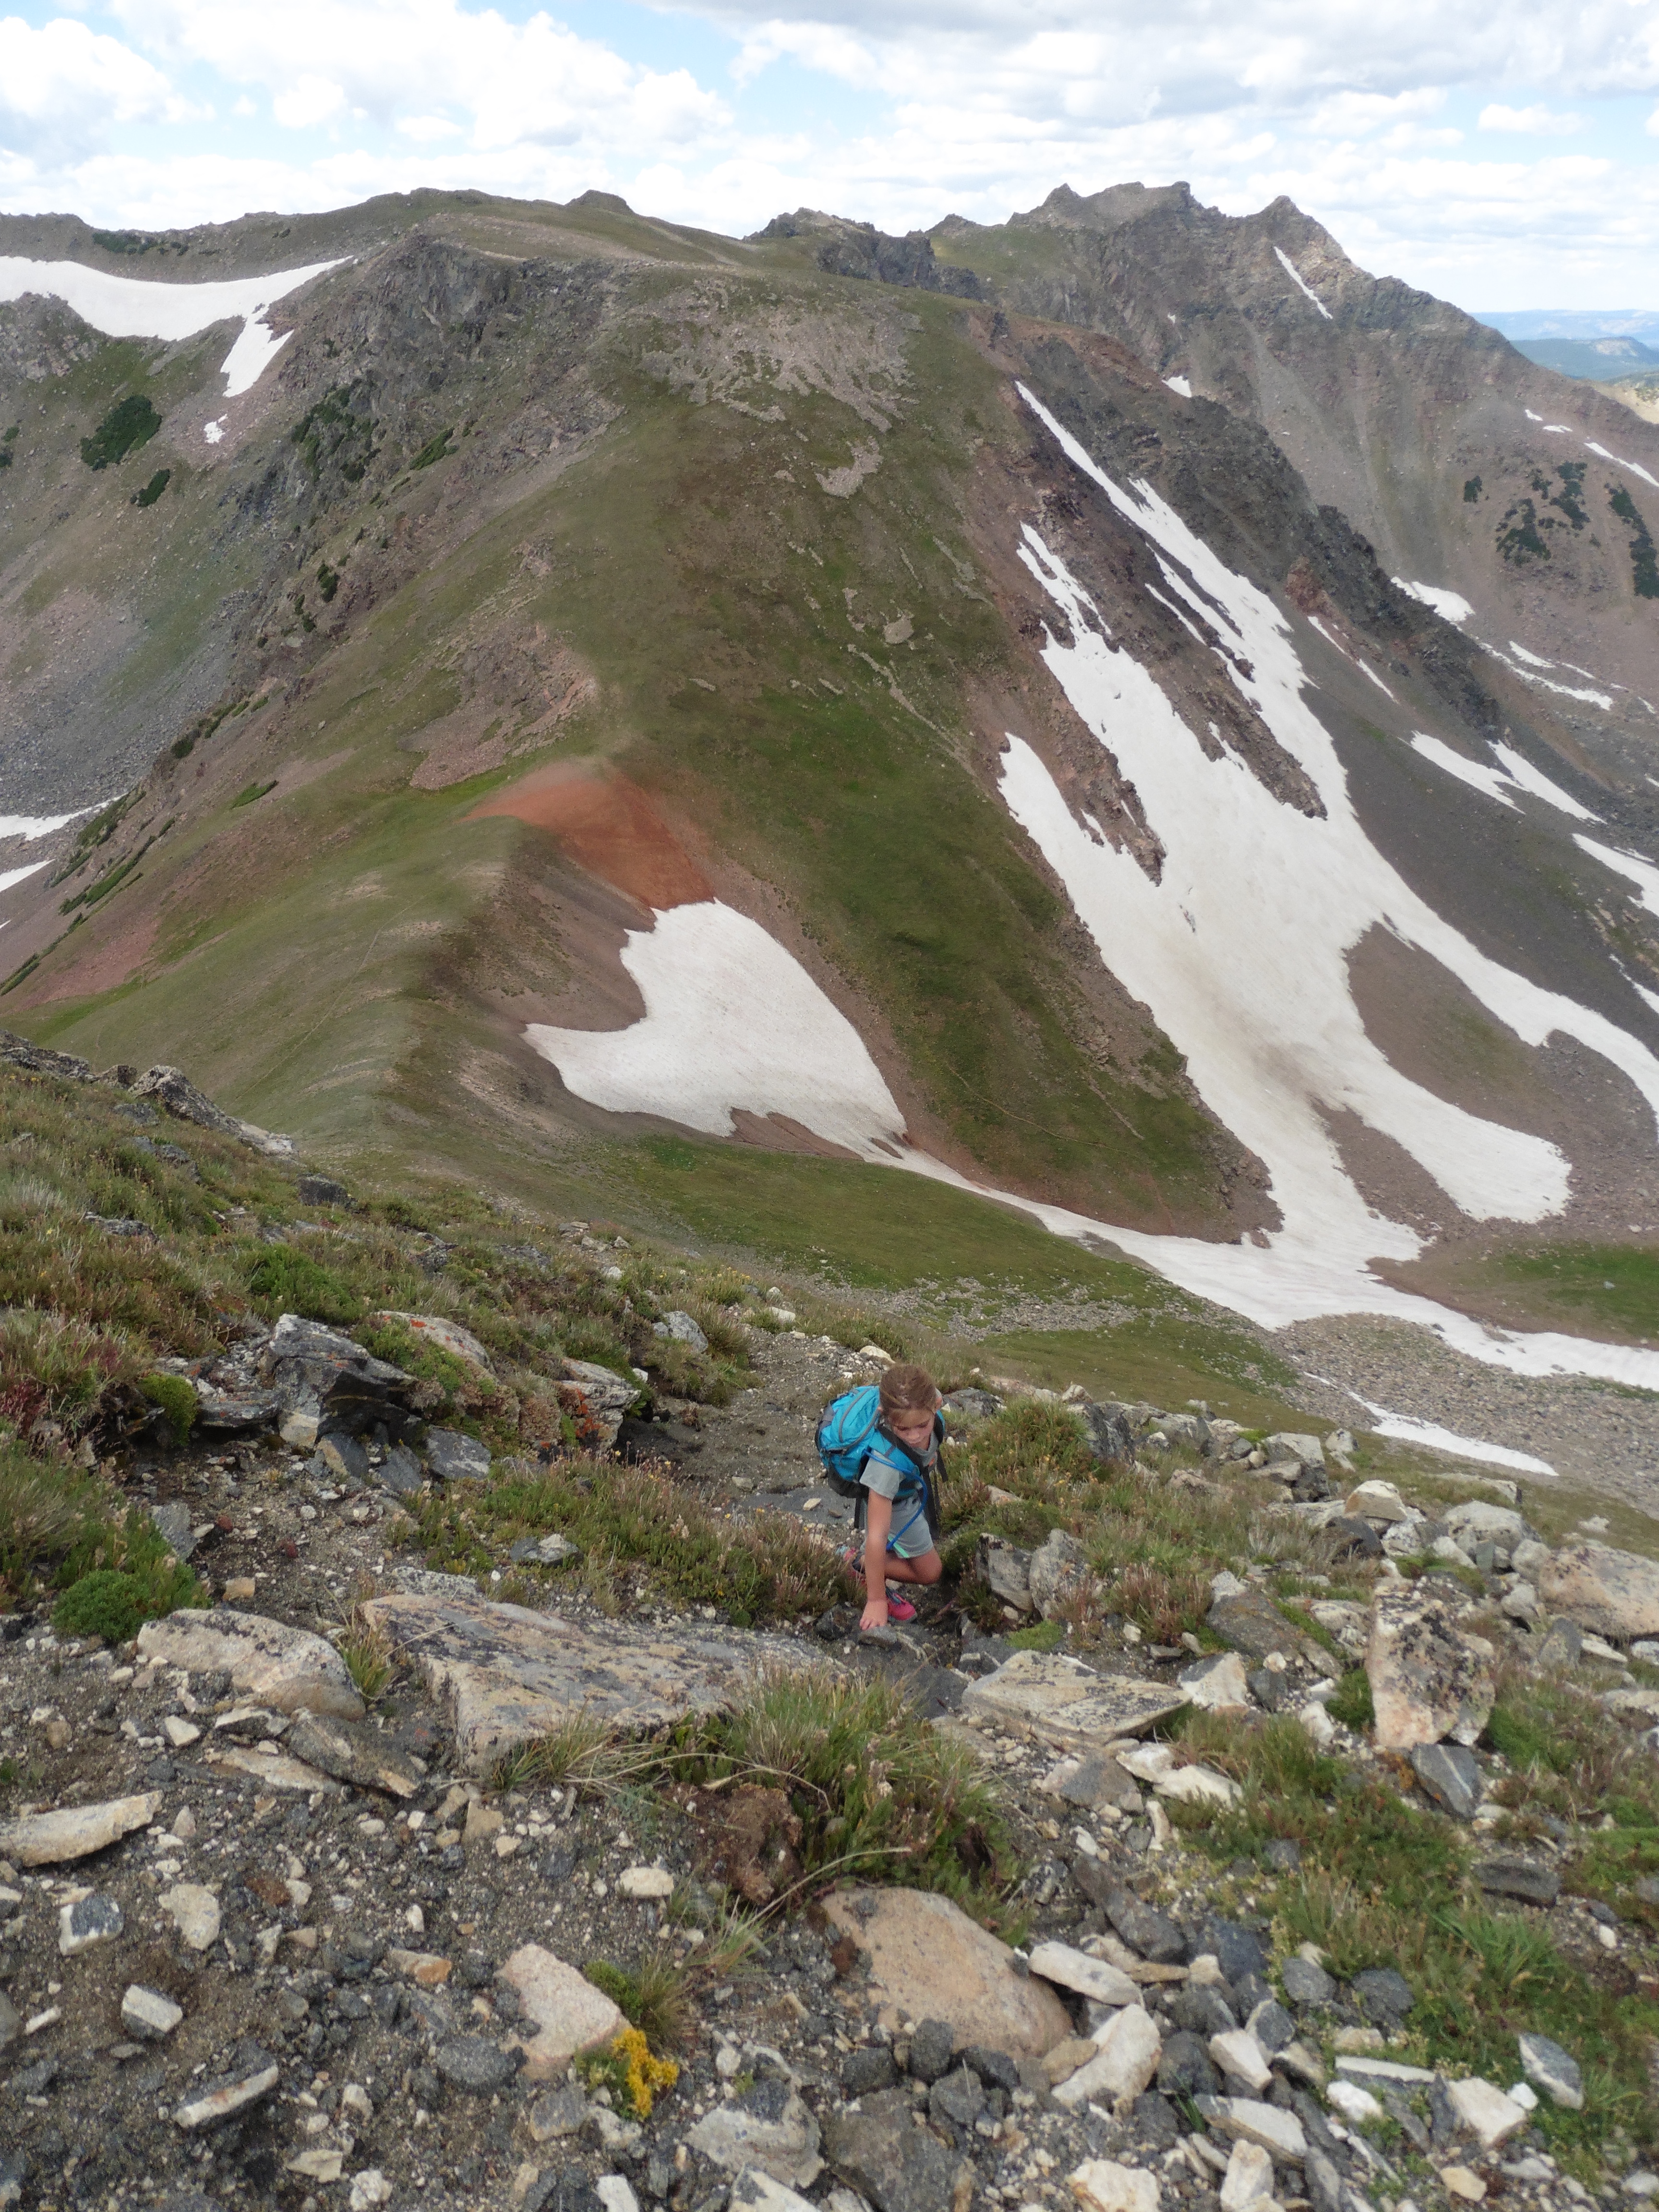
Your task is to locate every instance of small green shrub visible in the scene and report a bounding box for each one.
[139,1372,196,1444]
[80,394,162,470]
[1326,1668,1374,1730]
[132,468,171,508]
[52,1567,145,1643]
[411,427,454,468]
[246,1248,365,1325]
[230,781,277,809]
[1007,1617,1065,1651]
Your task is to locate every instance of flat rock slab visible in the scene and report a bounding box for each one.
[820,2085,967,2212]
[1539,1542,1659,1639]
[360,1590,799,1770]
[689,2080,822,2191]
[0,1791,160,1866]
[1029,1941,1142,2008]
[205,1744,345,1795]
[823,1885,1072,2056]
[960,1652,1188,1749]
[137,1607,364,1721]
[286,1714,423,1798]
[1206,1590,1319,1665]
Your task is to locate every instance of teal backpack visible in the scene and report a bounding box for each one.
[815,1385,945,1525]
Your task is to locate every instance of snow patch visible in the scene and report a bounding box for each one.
[0,858,50,897]
[1346,1398,1558,1475]
[1393,578,1473,625]
[1164,374,1192,397]
[1484,641,1612,710]
[1273,245,1332,319]
[0,256,344,397]
[0,806,92,842]
[1490,742,1599,821]
[204,418,226,445]
[1575,835,1659,917]
[1585,439,1659,490]
[526,900,907,1155]
[1409,733,1518,808]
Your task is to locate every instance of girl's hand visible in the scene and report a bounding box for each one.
[860,1595,889,1631]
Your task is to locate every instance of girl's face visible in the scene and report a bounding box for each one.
[888,1405,937,1454]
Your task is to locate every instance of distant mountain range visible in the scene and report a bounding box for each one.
[1474,312,1659,383]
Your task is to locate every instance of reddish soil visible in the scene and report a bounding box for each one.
[467,763,712,909]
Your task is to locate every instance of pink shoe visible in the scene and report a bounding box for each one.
[884,1589,917,1622]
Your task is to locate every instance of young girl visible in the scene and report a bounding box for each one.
[850,1363,945,1631]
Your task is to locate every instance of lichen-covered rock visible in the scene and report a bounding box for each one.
[1365,1584,1494,1750]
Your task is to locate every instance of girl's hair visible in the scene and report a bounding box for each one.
[879,1362,940,1417]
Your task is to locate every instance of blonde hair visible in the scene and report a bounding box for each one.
[879,1363,940,1418]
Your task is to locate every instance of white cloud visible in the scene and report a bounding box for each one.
[1478,101,1584,132]
[0,13,184,156]
[271,72,347,131]
[395,113,462,142]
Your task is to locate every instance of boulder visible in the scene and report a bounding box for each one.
[137,1607,364,1720]
[360,1589,797,1770]
[497,1945,625,2078]
[1344,1481,1411,1524]
[1206,1588,1319,1666]
[368,1312,493,1371]
[1209,2031,1272,2092]
[1160,1413,1212,1454]
[1264,1433,1324,1470]
[960,1651,1188,1748]
[822,1887,1071,2056]
[257,1314,432,1439]
[425,1430,491,1482]
[1049,1753,1144,1815]
[556,1359,637,1437]
[1096,1881,1185,1964]
[1443,1501,1531,1550]
[1177,1652,1252,1710]
[1446,2077,1529,2149]
[1198,2098,1307,2163]
[1030,1528,1094,1619]
[1408,1743,1482,1819]
[1538,1542,1659,1639]
[0,1791,161,1866]
[132,1064,244,1138]
[160,1884,222,1951]
[1219,2141,1276,2212]
[1516,2032,1583,2111]
[1028,1941,1141,2007]
[1365,1584,1494,1750]
[1078,1402,1136,1462]
[1474,1858,1560,1908]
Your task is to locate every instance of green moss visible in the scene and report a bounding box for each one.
[52,1567,147,1642]
[139,1371,197,1443]
[1326,1667,1374,1730]
[230,781,278,809]
[80,394,162,471]
[245,1247,366,1325]
[1007,1617,1065,1651]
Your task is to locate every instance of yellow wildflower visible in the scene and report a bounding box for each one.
[613,2025,678,2119]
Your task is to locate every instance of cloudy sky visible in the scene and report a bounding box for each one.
[4,0,1659,307]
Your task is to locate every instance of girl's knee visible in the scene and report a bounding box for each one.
[916,1551,944,1585]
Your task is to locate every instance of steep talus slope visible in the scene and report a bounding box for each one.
[1,186,1657,1371]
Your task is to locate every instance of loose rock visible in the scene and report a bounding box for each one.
[0,1791,161,1867]
[1365,1583,1494,1750]
[137,1607,365,1720]
[822,1886,1072,2055]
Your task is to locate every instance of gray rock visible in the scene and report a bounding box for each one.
[286,1713,424,1798]
[1305,2147,1345,2212]
[1157,2030,1220,2098]
[0,1790,162,1866]
[173,2053,279,2130]
[426,1429,491,1483]
[132,1064,242,1136]
[434,2035,523,2093]
[1029,1527,1093,1619]
[842,2045,897,2096]
[137,1608,364,1721]
[1077,1401,1135,1461]
[942,1387,1002,1427]
[654,1310,709,1353]
[361,1587,799,1770]
[1410,1742,1483,1819]
[928,2064,986,2128]
[1367,1582,1495,1751]
[313,1432,370,1485]
[526,2080,591,2141]
[1517,2032,1583,2111]
[977,1535,1034,1613]
[509,1532,582,1566]
[821,2085,970,2212]
[1350,1969,1413,2027]
[1057,1754,1144,1814]
[1280,1956,1334,2008]
[58,1891,123,1955]
[1102,1881,1186,1964]
[1193,1918,1268,1984]
[1539,1541,1659,1639]
[963,2045,1021,2092]
[122,1984,184,2039]
[1169,1984,1238,2038]
[1206,1588,1312,1663]
[256,1312,426,1434]
[1263,1838,1303,1873]
[378,1444,425,1497]
[687,2078,822,2191]
[297,1174,350,1206]
[0,1991,19,2048]
[1327,1517,1382,1559]
[1443,1501,1531,1550]
[908,2017,957,2084]
[1534,1618,1583,1669]
[149,1500,198,1559]
[1264,1432,1324,1470]
[960,1651,1188,1747]
[1475,1859,1561,1907]
[1247,1999,1295,2054]
[1161,1412,1213,1454]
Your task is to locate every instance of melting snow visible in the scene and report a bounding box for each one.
[1575,835,1659,917]
[1485,641,1612,710]
[0,256,344,397]
[1273,246,1332,319]
[0,806,91,842]
[1585,439,1659,490]
[0,858,49,897]
[526,900,908,1156]
[1394,578,1473,625]
[1164,375,1192,397]
[1490,742,1599,820]
[204,419,226,445]
[1409,733,1518,808]
[1346,1398,1557,1475]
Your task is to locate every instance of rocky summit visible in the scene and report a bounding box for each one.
[0,174,1658,2212]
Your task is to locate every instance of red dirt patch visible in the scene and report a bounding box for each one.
[467,764,710,909]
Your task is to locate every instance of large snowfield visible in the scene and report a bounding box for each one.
[0,257,344,395]
[528,386,1659,1395]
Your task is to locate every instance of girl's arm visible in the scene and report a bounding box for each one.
[861,1491,894,1630]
